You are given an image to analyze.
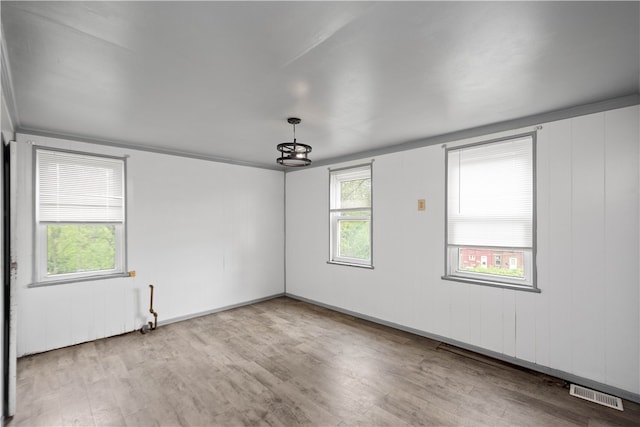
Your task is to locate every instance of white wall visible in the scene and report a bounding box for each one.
[15,133,284,356]
[286,105,640,398]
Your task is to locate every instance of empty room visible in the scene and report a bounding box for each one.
[1,1,640,426]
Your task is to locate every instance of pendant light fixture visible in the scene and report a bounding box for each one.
[277,117,312,167]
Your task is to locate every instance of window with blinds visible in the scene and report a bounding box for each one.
[35,148,126,283]
[444,134,536,290]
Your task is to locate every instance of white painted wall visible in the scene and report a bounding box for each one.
[15,133,284,356]
[286,105,640,397]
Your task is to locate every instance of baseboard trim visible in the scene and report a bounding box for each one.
[158,292,285,327]
[285,293,640,405]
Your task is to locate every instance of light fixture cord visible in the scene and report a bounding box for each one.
[292,123,296,143]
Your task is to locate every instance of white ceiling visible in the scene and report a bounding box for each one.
[2,1,639,169]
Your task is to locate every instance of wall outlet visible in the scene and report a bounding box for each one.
[418,199,426,211]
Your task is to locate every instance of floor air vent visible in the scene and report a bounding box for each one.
[569,384,624,411]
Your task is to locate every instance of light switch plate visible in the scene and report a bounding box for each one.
[418,199,426,211]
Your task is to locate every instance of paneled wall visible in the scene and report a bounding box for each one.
[286,105,640,397]
[15,133,284,356]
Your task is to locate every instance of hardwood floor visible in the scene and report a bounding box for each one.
[8,296,640,426]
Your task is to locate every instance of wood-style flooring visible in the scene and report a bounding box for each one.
[8,296,640,426]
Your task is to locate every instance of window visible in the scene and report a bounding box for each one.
[329,164,372,267]
[35,148,126,283]
[444,134,536,290]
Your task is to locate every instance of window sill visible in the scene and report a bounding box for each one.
[441,275,540,293]
[327,261,374,270]
[29,272,132,288]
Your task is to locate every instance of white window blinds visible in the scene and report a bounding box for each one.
[37,149,125,223]
[447,136,533,248]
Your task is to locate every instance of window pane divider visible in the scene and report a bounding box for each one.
[330,207,371,213]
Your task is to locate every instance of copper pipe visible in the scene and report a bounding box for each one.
[148,284,158,330]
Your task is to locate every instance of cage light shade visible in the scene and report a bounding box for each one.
[276,117,312,167]
[277,140,312,167]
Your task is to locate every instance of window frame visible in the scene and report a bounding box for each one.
[442,132,538,292]
[328,163,374,269]
[32,147,128,286]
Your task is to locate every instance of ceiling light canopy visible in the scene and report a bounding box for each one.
[277,117,312,167]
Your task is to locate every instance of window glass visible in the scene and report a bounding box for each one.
[339,178,371,209]
[337,216,370,260]
[47,224,116,275]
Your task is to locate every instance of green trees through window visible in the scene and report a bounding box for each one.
[339,177,371,208]
[47,224,116,275]
[337,177,371,260]
[338,215,370,260]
